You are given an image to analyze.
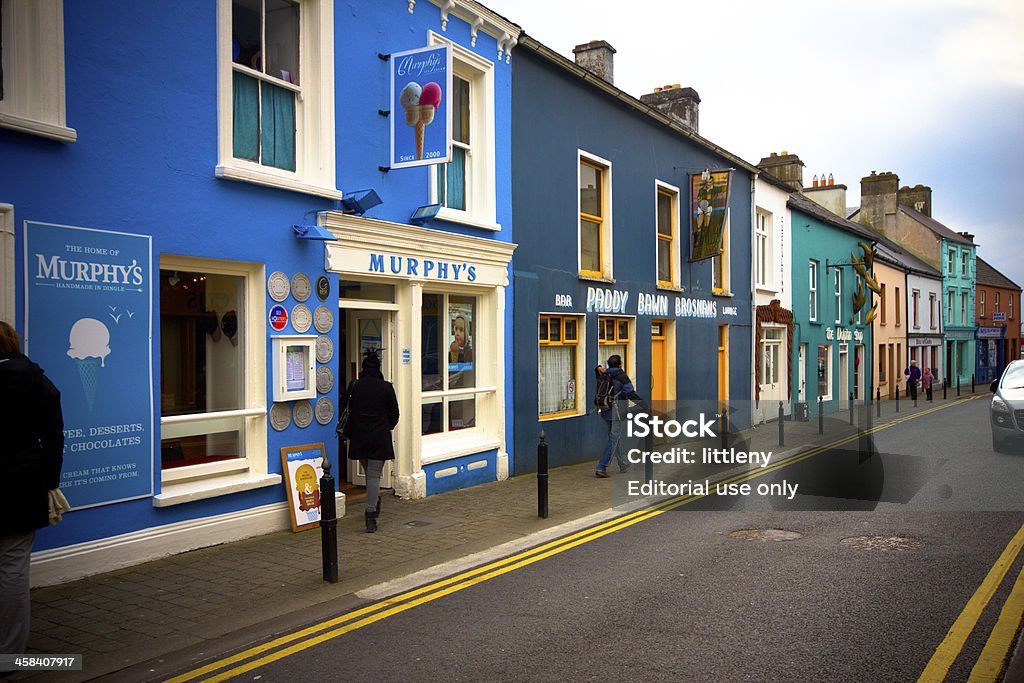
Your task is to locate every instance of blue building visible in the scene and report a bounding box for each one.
[0,0,518,585]
[510,38,758,472]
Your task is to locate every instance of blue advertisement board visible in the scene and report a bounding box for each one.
[390,44,452,169]
[24,221,153,509]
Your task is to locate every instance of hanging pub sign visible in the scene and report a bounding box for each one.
[689,169,732,262]
[24,221,154,509]
[390,45,452,169]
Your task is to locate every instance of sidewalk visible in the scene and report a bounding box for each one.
[17,390,979,681]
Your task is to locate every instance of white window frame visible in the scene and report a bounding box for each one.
[980,289,986,318]
[856,276,863,325]
[947,249,955,277]
[995,291,1000,313]
[537,313,585,421]
[947,289,954,325]
[808,260,818,322]
[961,290,967,325]
[155,255,272,506]
[833,268,842,324]
[912,289,920,329]
[655,180,681,290]
[929,292,936,329]
[817,343,833,402]
[215,0,340,200]
[712,215,731,295]
[961,252,968,277]
[428,32,498,231]
[578,150,613,280]
[0,0,76,142]
[754,209,771,290]
[759,326,784,387]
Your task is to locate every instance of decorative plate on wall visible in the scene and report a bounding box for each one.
[268,272,290,302]
[316,366,334,394]
[313,305,334,334]
[316,275,330,301]
[269,403,292,431]
[291,273,312,302]
[315,397,335,425]
[291,304,312,333]
[293,400,314,428]
[315,335,334,363]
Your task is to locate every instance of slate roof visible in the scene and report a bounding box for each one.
[898,204,975,246]
[787,192,878,241]
[977,256,1021,291]
[874,240,942,279]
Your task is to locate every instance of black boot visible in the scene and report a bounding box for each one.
[365,510,378,533]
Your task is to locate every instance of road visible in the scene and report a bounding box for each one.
[144,396,1024,682]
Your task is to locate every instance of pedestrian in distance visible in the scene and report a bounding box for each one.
[0,321,65,656]
[922,366,935,402]
[904,359,921,402]
[594,355,645,478]
[342,349,399,533]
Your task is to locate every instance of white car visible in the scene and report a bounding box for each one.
[991,359,1024,452]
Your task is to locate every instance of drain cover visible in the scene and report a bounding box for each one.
[729,528,803,542]
[404,520,432,528]
[840,535,923,551]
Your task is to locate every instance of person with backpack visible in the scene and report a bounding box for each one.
[594,354,645,478]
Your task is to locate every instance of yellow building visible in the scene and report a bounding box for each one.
[873,245,909,399]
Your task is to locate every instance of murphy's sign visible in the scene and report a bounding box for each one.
[325,246,508,288]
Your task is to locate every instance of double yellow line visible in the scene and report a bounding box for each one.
[170,396,982,682]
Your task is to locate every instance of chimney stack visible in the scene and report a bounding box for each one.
[640,84,701,133]
[573,40,616,84]
[858,171,900,233]
[958,231,975,242]
[803,171,848,217]
[756,151,804,191]
[899,184,932,218]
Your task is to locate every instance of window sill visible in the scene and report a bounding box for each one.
[0,112,77,143]
[153,472,283,507]
[755,286,777,296]
[579,275,616,285]
[215,164,344,200]
[712,290,733,298]
[657,284,684,293]
[540,410,585,422]
[421,430,501,465]
[434,208,502,232]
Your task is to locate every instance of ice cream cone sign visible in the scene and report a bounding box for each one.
[390,45,451,168]
[400,81,442,160]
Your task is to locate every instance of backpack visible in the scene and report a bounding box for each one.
[594,373,619,411]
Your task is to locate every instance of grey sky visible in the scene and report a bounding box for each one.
[489,0,1024,294]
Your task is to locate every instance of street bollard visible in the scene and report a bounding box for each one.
[957,375,961,397]
[971,374,975,394]
[778,402,785,447]
[537,430,548,519]
[895,381,900,413]
[849,392,854,426]
[876,386,882,418]
[914,383,918,407]
[320,457,338,584]
[943,379,947,400]
[818,394,824,435]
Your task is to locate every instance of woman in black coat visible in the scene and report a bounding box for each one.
[344,350,399,533]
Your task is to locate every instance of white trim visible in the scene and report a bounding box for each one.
[0,112,77,143]
[30,492,345,587]
[153,472,282,507]
[0,204,13,324]
[435,207,502,232]
[421,436,501,464]
[214,165,344,200]
[578,149,613,280]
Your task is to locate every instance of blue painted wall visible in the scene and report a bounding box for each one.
[510,47,753,474]
[0,0,514,552]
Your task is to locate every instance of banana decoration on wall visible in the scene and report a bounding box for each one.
[850,241,880,325]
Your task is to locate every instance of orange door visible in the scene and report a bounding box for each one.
[651,321,667,402]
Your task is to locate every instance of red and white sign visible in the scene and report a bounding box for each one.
[269,304,289,331]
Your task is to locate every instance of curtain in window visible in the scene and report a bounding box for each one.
[261,81,296,171]
[232,72,259,161]
[601,344,627,370]
[447,147,466,210]
[539,346,574,414]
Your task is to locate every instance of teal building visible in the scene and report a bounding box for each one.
[940,233,977,384]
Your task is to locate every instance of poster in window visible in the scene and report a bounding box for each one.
[286,346,307,391]
[448,302,474,373]
[390,45,452,169]
[24,221,153,510]
[690,170,732,262]
[281,443,326,532]
[817,345,829,398]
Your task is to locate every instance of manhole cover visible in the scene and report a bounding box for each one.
[840,536,923,551]
[404,520,432,528]
[729,528,803,542]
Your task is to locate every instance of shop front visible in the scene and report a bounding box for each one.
[321,213,515,498]
[976,326,1006,384]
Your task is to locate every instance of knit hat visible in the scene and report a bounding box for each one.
[362,348,382,370]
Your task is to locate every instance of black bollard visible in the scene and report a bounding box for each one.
[778,401,785,447]
[818,394,824,435]
[320,457,338,584]
[957,375,961,397]
[971,374,975,394]
[537,430,548,519]
[849,392,854,426]
[895,381,900,413]
[943,378,947,400]
[876,386,882,418]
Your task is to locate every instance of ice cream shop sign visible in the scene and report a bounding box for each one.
[390,45,452,169]
[24,221,154,509]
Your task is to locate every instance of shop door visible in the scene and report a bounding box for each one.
[651,320,668,403]
[854,344,864,400]
[347,311,394,488]
[839,345,849,404]
[887,344,896,399]
[717,325,729,409]
[798,344,807,402]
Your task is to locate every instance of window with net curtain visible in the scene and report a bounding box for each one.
[598,317,629,372]
[435,76,471,211]
[231,0,298,171]
[539,316,580,416]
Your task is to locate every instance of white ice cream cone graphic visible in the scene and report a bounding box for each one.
[67,318,112,412]
[399,81,442,161]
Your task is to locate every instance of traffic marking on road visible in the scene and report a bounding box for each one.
[968,561,1024,681]
[168,395,984,682]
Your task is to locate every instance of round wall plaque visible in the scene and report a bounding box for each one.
[316,366,334,394]
[269,403,291,431]
[291,304,312,333]
[316,276,330,301]
[314,305,334,333]
[291,273,312,302]
[268,272,290,302]
[315,335,334,363]
[293,400,313,428]
[268,304,288,331]
[315,397,335,425]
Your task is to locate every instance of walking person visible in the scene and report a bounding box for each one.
[343,349,399,533]
[0,321,65,655]
[904,359,921,402]
[922,367,935,402]
[595,355,645,478]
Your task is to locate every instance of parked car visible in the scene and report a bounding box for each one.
[990,360,1024,452]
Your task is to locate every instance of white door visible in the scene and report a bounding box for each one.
[839,345,849,404]
[347,311,394,488]
[798,344,807,402]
